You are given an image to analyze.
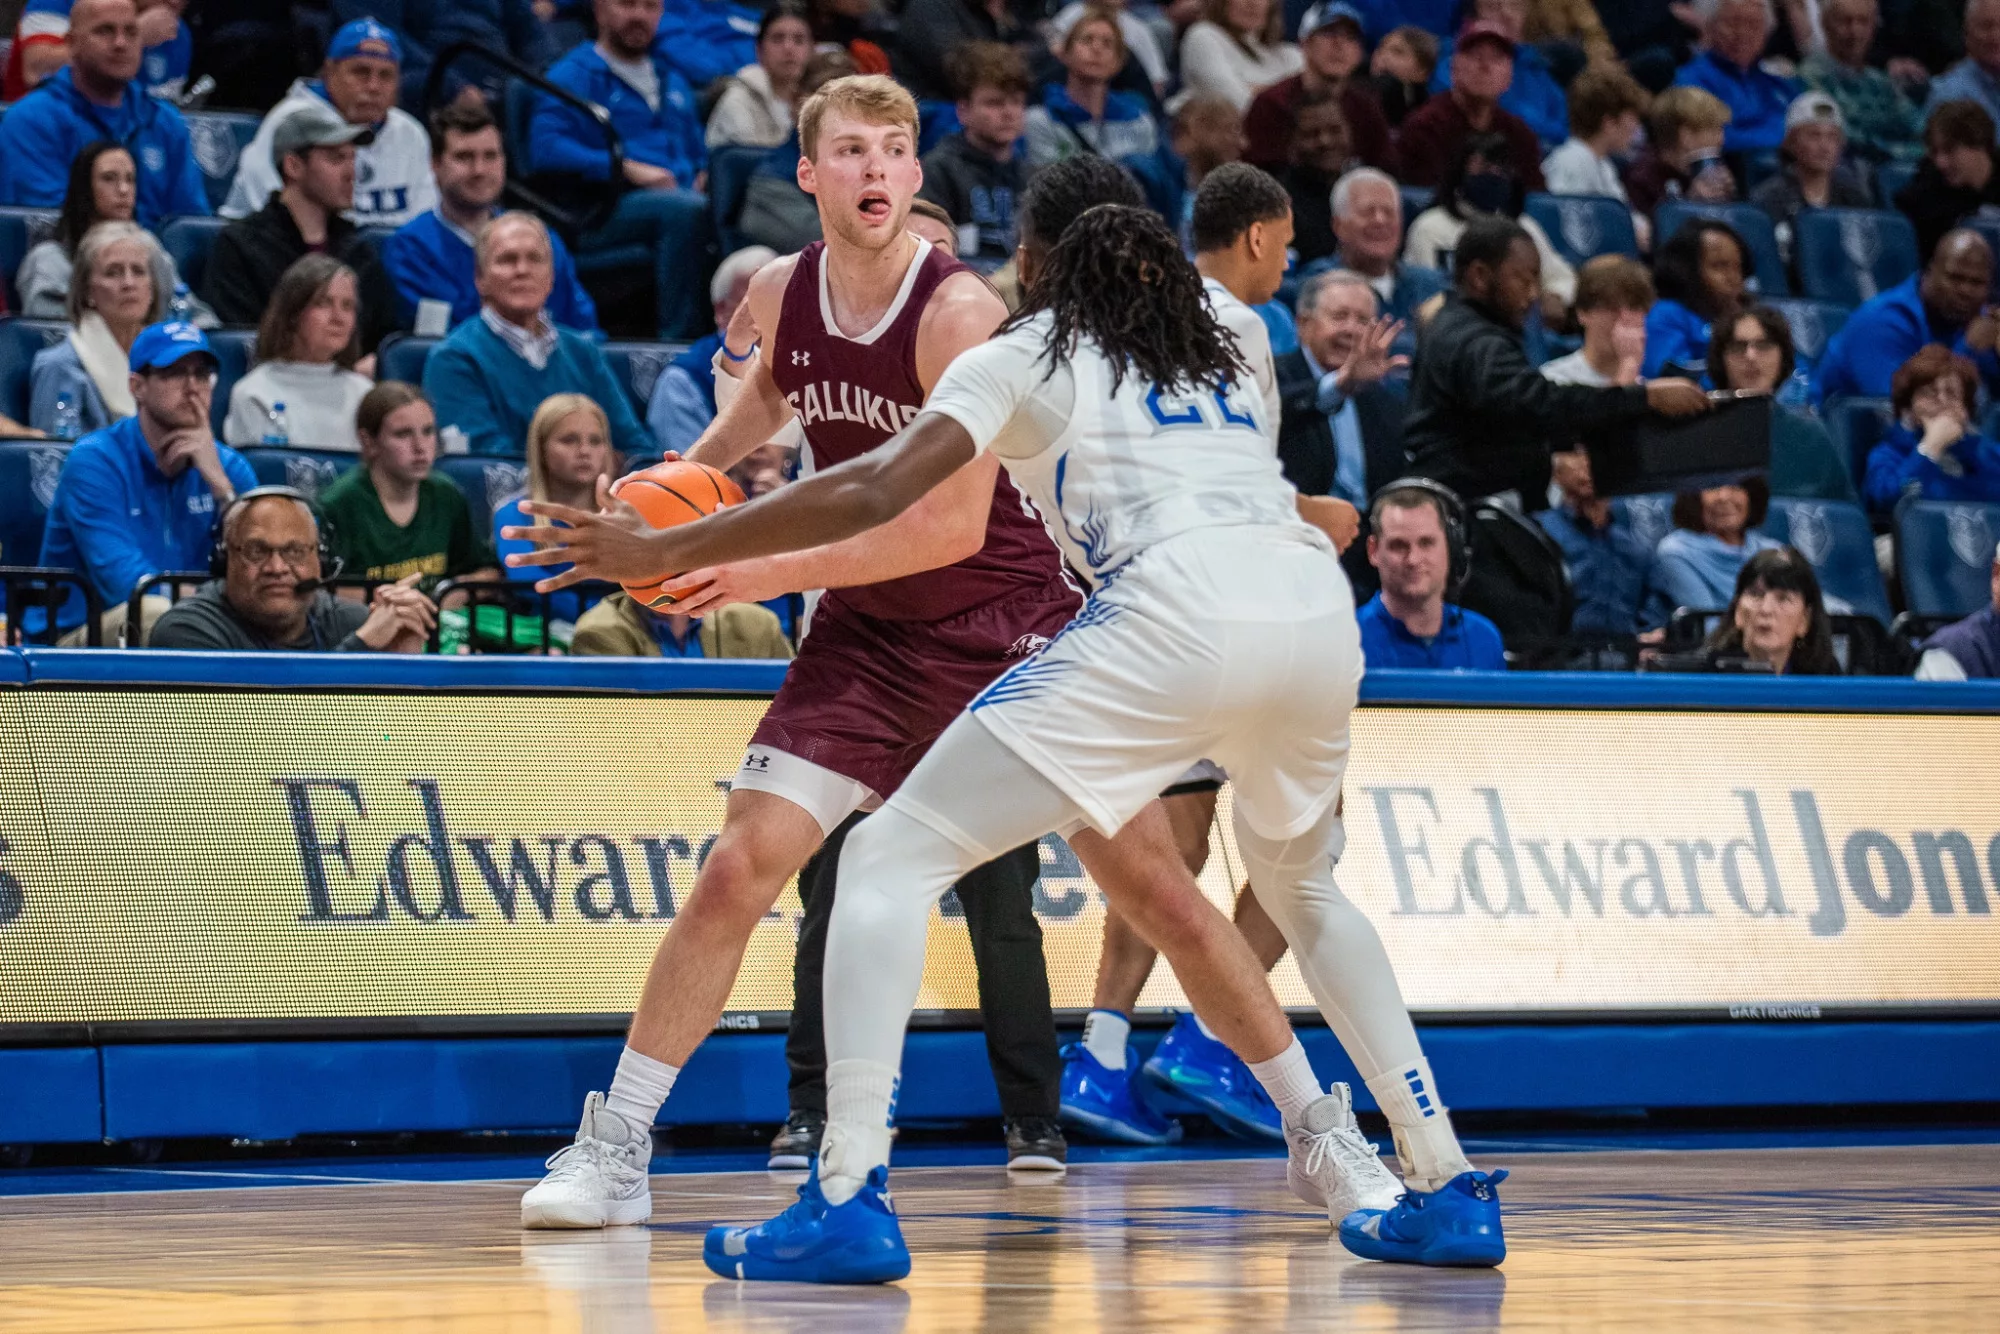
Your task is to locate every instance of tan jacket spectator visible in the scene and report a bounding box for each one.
[572,593,795,659]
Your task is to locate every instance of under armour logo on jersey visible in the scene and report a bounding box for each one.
[1006,634,1051,659]
[791,350,811,366]
[743,752,772,771]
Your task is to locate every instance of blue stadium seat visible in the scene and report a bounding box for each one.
[0,318,68,424]
[1895,498,2000,615]
[375,334,439,387]
[1522,193,1639,266]
[707,145,767,254]
[183,111,261,214]
[236,446,353,500]
[1822,396,1895,490]
[205,328,257,437]
[1794,208,1919,306]
[435,455,531,540]
[600,340,686,416]
[0,207,57,313]
[1763,496,1892,625]
[157,215,232,298]
[1654,201,1789,297]
[0,439,68,565]
[1874,160,1916,208]
[1764,297,1850,372]
[1398,185,1434,231]
[1610,492,1676,555]
[502,81,537,173]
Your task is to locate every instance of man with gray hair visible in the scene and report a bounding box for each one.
[1281,268,1409,596]
[1321,167,1447,330]
[649,245,783,454]
[1798,0,1926,164]
[1672,0,1800,153]
[1926,0,2000,132]
[422,212,651,458]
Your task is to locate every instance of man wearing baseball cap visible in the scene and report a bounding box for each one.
[1421,0,1570,151]
[201,100,403,354]
[1243,4,1391,172]
[1395,18,1545,189]
[224,17,438,226]
[1751,91,1872,267]
[34,322,259,645]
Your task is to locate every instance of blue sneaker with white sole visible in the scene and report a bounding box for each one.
[1059,1043,1183,1146]
[1139,1012,1283,1142]
[703,1165,911,1284]
[1339,1168,1509,1268]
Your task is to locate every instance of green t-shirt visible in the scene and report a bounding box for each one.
[319,467,494,585]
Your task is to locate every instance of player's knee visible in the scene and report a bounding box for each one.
[685,837,786,926]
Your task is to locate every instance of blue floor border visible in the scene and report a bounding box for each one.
[7,1020,1999,1146]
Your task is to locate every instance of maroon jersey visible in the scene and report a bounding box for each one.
[769,239,1067,622]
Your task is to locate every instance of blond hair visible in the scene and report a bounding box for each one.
[524,393,611,525]
[1648,85,1732,150]
[797,74,919,160]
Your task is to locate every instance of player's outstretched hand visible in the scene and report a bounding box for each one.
[502,477,681,592]
[1645,378,1711,418]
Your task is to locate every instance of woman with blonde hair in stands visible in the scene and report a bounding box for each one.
[1179,0,1302,112]
[494,393,617,624]
[27,220,171,438]
[223,255,375,451]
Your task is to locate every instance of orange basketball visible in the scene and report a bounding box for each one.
[611,460,747,609]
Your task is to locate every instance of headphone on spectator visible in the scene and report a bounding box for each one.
[1369,476,1472,598]
[210,485,343,583]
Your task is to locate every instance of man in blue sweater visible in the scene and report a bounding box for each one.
[423,213,650,458]
[0,0,208,226]
[383,101,600,334]
[534,0,714,338]
[1813,229,2000,403]
[1673,0,1800,154]
[36,322,257,642]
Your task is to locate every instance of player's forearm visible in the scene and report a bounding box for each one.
[753,478,988,592]
[684,365,791,472]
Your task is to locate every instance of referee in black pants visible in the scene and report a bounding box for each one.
[773,811,1066,1170]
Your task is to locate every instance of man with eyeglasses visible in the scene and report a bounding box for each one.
[36,322,259,646]
[149,492,438,652]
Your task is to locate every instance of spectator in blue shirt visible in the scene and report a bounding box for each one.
[332,0,556,113]
[656,0,760,91]
[1924,0,2000,134]
[648,243,777,452]
[1813,228,2000,403]
[1425,0,1568,149]
[1356,483,1507,670]
[36,322,258,642]
[1644,216,1751,379]
[1674,0,1801,154]
[383,101,599,334]
[135,0,190,99]
[1864,344,2000,510]
[423,212,650,458]
[536,0,715,337]
[494,392,619,625]
[0,0,209,226]
[1642,475,1781,626]
[1535,449,1653,635]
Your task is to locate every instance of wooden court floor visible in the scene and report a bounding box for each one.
[2,1143,1997,1333]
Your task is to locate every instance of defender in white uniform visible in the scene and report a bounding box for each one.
[504,205,1506,1278]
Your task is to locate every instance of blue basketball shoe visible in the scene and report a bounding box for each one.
[1339,1169,1509,1267]
[1059,1043,1182,1145]
[1139,1012,1283,1142]
[703,1165,911,1284]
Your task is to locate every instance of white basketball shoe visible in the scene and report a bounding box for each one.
[521,1092,654,1229]
[1285,1084,1403,1223]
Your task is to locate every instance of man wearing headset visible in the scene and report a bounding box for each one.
[148,487,437,652]
[1357,482,1506,670]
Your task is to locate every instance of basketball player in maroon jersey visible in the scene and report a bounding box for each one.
[520,77,1359,1233]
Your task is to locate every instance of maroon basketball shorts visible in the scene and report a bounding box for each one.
[734,583,1081,834]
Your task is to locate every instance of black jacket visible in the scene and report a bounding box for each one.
[918,134,1023,261]
[1402,294,1650,507]
[148,581,373,651]
[1277,347,1406,598]
[201,197,401,354]
[1893,157,2000,265]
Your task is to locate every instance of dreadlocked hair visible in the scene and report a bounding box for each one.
[1004,204,1244,396]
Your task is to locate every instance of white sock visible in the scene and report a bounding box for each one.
[603,1046,679,1128]
[1248,1037,1323,1128]
[1081,1010,1130,1069]
[820,1058,899,1206]
[1365,1057,1473,1192]
[1193,1013,1220,1041]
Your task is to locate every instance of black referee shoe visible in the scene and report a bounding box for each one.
[1004,1117,1068,1172]
[768,1111,824,1170]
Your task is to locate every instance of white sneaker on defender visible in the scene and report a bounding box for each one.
[521,1092,654,1229]
[1285,1084,1403,1222]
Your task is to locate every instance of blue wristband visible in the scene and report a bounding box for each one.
[721,340,757,364]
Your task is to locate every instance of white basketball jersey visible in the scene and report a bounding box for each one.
[924,313,1308,590]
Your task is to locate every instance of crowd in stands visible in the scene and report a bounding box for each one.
[1,0,1999,678]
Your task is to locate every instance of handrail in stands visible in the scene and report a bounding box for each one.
[430,576,621,655]
[423,41,625,237]
[0,567,102,646]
